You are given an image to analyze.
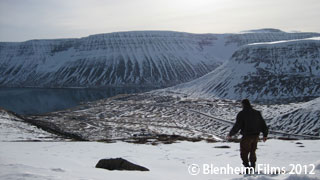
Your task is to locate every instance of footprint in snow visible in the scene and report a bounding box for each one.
[51,168,65,172]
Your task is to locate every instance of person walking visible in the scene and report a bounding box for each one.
[227,99,268,173]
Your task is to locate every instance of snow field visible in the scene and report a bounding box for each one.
[0,140,319,180]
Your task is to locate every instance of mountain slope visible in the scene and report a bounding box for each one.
[0,108,60,141]
[0,30,319,88]
[168,37,320,103]
[269,97,320,136]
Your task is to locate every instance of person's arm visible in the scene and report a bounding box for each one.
[228,113,242,137]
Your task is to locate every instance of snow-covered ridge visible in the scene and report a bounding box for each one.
[168,37,320,103]
[246,36,320,46]
[0,30,319,88]
[0,108,59,141]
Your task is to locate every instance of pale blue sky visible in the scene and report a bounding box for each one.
[1,0,319,42]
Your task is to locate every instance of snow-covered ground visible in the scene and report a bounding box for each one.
[0,140,319,180]
[1,103,319,180]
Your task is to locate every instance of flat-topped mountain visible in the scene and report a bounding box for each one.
[1,30,319,88]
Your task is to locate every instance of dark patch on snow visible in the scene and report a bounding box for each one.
[214,145,231,148]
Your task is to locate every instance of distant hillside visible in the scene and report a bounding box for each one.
[0,30,319,88]
[168,37,320,103]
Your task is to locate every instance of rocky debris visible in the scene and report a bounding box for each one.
[124,134,204,145]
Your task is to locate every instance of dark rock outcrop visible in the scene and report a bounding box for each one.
[95,158,149,171]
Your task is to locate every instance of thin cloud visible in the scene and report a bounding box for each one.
[0,0,319,41]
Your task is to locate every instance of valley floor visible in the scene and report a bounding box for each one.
[0,140,319,180]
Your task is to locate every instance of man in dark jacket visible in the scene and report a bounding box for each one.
[227,99,268,171]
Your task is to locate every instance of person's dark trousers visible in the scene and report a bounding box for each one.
[240,135,259,172]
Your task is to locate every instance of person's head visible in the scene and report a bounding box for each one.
[241,99,252,110]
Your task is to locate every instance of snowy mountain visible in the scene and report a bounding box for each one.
[0,30,319,88]
[168,37,320,103]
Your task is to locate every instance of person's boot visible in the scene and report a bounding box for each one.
[250,162,256,174]
[242,162,250,174]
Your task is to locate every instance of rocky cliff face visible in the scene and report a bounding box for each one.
[0,30,319,88]
[169,37,320,103]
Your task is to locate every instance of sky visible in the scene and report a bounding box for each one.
[0,0,319,42]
